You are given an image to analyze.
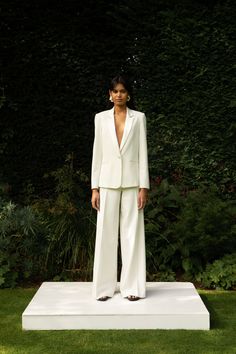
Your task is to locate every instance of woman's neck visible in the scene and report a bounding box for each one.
[114,104,127,115]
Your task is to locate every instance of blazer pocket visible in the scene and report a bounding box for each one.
[129,160,138,163]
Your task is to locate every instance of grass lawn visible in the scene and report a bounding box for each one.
[0,287,236,354]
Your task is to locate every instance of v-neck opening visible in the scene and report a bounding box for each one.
[113,109,128,149]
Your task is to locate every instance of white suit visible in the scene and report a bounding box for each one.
[91,106,150,299]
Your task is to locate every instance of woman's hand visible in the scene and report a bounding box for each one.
[138,188,148,209]
[91,189,100,211]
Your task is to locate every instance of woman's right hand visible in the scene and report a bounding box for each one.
[91,189,100,211]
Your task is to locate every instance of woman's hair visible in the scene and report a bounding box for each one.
[108,74,136,109]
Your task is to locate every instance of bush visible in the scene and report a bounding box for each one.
[0,198,47,288]
[145,180,236,280]
[0,155,96,288]
[171,184,236,277]
[32,155,95,281]
[145,178,183,279]
[196,253,236,290]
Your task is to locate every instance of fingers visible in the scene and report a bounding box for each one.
[91,195,100,211]
[92,201,99,211]
[96,196,100,211]
[138,197,141,209]
[138,189,148,209]
[137,197,147,209]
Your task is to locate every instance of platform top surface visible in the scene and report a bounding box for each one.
[22,282,209,316]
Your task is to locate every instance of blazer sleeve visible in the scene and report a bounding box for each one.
[91,114,102,189]
[139,113,150,189]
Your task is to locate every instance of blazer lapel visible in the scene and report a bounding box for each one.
[108,106,134,153]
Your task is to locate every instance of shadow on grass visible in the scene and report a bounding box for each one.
[200,293,220,329]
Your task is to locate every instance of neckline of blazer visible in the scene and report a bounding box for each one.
[107,106,135,153]
[108,106,135,119]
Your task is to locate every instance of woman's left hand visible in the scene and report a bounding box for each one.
[138,188,148,209]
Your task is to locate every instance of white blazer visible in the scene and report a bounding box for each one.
[91,106,150,190]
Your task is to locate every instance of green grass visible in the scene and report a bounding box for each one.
[0,287,236,354]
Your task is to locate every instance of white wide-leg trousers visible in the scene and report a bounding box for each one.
[92,186,146,299]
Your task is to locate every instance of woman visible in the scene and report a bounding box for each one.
[91,74,150,301]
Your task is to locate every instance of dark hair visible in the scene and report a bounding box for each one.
[108,74,136,110]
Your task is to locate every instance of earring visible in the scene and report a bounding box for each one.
[127,96,130,101]
[109,96,113,102]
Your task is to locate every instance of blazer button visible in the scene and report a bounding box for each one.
[118,156,121,159]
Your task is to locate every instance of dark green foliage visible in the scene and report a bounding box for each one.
[0,0,132,195]
[40,154,95,280]
[197,253,236,289]
[145,180,236,281]
[0,155,96,288]
[0,0,236,197]
[170,184,236,273]
[0,170,235,288]
[0,198,47,287]
[145,178,183,280]
[0,1,235,286]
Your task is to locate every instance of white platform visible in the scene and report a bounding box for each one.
[22,282,210,330]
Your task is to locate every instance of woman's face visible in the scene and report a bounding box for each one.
[109,83,129,107]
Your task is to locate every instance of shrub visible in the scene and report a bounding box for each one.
[145,180,236,280]
[0,198,47,288]
[33,155,95,281]
[196,253,236,290]
[145,178,183,279]
[171,184,236,277]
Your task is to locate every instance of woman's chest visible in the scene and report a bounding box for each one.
[114,117,126,147]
